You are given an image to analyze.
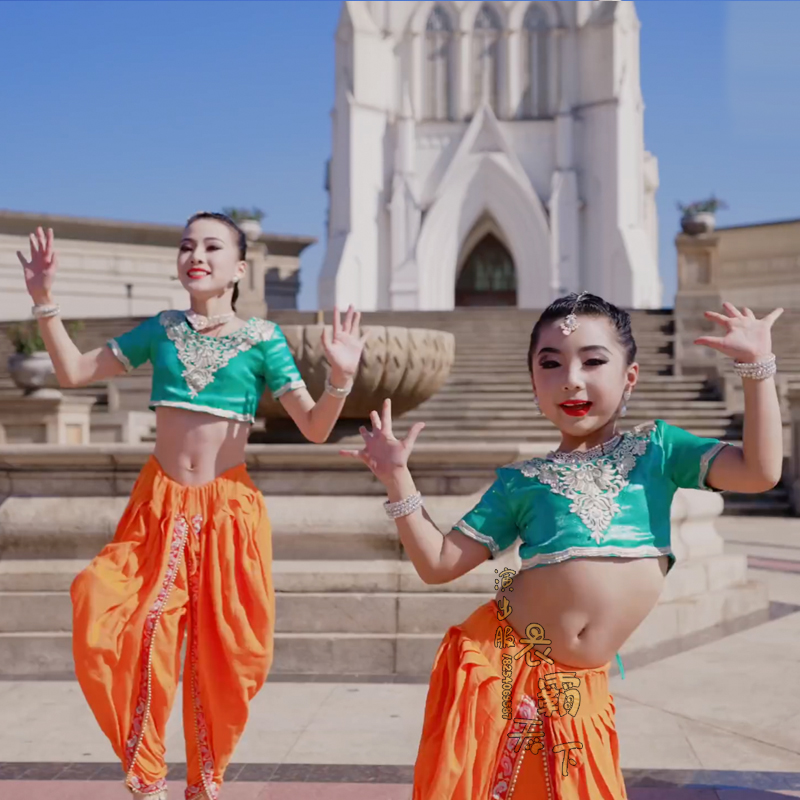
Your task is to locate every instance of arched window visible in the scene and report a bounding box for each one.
[522,4,550,118]
[455,233,517,306]
[473,3,501,114]
[424,5,454,121]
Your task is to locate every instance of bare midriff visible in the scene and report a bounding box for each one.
[152,406,250,487]
[495,555,668,669]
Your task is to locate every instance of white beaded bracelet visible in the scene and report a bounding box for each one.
[31,303,60,319]
[733,354,777,380]
[384,492,423,520]
[324,375,352,399]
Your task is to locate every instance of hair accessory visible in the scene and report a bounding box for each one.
[32,303,60,319]
[559,291,588,336]
[733,354,776,381]
[384,492,423,520]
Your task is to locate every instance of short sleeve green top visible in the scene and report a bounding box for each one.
[453,420,729,574]
[107,311,305,423]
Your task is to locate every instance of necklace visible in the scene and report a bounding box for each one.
[546,431,623,463]
[185,309,236,332]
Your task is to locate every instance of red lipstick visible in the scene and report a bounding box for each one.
[559,401,592,417]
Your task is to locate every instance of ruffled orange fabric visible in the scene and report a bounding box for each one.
[71,456,274,799]
[412,600,627,800]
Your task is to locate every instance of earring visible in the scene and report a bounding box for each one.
[233,276,241,284]
[621,389,631,418]
[533,395,542,416]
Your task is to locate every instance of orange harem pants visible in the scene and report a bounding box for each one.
[70,457,275,800]
[412,600,627,800]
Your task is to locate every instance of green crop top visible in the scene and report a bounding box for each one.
[452,420,730,574]
[107,310,306,423]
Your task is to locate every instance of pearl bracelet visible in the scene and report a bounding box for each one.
[733,354,777,380]
[384,492,423,520]
[324,375,352,399]
[31,303,60,319]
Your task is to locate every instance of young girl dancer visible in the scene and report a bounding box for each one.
[342,292,783,799]
[17,215,367,800]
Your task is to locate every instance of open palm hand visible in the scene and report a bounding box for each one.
[340,399,425,484]
[695,303,782,363]
[17,227,58,303]
[322,305,369,379]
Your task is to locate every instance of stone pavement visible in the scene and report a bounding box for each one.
[1,516,799,799]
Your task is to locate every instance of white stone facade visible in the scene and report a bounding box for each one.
[0,211,313,322]
[320,0,662,311]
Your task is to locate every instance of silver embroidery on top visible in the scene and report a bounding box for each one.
[508,422,656,543]
[159,311,276,398]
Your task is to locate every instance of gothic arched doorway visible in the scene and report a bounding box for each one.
[455,233,517,306]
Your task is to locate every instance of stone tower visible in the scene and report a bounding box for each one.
[319,1,661,311]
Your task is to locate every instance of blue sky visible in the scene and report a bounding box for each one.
[1,0,799,310]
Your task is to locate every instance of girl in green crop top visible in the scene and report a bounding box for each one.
[342,292,784,800]
[18,213,368,800]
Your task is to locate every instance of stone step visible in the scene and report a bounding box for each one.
[393,417,736,431]
[721,492,793,516]
[427,391,716,402]
[415,398,728,410]
[0,580,766,677]
[388,428,738,442]
[0,551,751,635]
[401,408,734,421]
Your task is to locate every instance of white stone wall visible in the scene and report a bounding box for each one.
[320,0,661,311]
[0,234,188,322]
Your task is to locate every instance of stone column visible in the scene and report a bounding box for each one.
[238,236,269,320]
[674,232,722,378]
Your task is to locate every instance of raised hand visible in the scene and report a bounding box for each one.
[695,303,783,363]
[322,305,370,381]
[17,227,59,304]
[340,398,425,485]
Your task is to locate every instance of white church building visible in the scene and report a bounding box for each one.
[319,0,662,311]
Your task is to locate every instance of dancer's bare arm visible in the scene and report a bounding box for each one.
[695,303,784,492]
[340,398,489,584]
[279,306,369,444]
[18,227,126,388]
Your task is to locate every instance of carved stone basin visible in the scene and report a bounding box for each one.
[258,325,456,420]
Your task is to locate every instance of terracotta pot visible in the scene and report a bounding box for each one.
[258,325,456,419]
[681,212,716,235]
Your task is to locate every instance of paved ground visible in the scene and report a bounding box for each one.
[1,516,799,799]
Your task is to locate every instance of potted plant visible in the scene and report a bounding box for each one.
[6,319,83,393]
[222,206,266,241]
[677,195,728,235]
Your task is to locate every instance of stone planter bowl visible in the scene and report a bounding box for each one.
[7,351,58,394]
[258,325,456,420]
[681,212,716,236]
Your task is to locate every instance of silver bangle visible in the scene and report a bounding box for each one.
[733,354,777,380]
[32,303,60,319]
[324,375,352,398]
[384,492,423,519]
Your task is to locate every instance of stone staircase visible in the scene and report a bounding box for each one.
[0,477,769,678]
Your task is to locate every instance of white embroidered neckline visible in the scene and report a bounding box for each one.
[159,311,276,398]
[508,422,656,543]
